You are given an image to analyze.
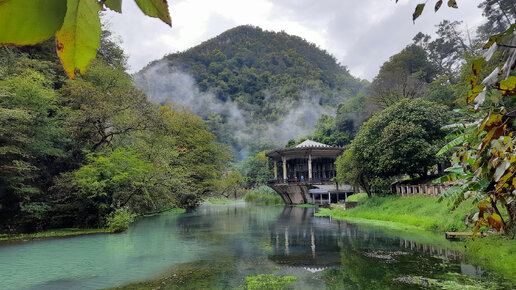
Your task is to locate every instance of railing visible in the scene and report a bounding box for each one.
[268,177,334,184]
[393,183,451,196]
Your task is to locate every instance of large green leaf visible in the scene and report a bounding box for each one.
[55,0,102,79]
[436,135,465,156]
[134,0,171,26]
[104,0,122,13]
[0,0,67,45]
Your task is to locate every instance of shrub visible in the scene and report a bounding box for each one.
[244,186,283,205]
[107,208,135,233]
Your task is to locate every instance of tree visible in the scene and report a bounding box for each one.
[368,45,436,109]
[336,99,448,195]
[236,150,273,186]
[0,67,69,231]
[476,0,516,39]
[413,20,472,81]
[312,114,350,147]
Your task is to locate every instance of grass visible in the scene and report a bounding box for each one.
[294,204,319,208]
[317,195,516,282]
[317,195,472,232]
[0,228,112,242]
[244,185,283,205]
[345,192,369,202]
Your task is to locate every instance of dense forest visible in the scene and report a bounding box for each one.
[135,25,368,158]
[0,32,230,233]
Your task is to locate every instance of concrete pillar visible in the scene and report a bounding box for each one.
[308,153,312,180]
[282,156,287,180]
[311,228,315,258]
[273,161,278,179]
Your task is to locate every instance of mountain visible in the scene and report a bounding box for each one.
[135,25,367,159]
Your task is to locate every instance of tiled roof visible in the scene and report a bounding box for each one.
[294,139,331,148]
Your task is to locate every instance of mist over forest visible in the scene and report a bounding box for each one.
[135,25,367,158]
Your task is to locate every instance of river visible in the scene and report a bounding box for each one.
[0,203,511,289]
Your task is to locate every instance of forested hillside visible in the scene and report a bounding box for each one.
[135,25,367,158]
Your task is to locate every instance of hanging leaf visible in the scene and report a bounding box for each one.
[479,113,503,132]
[466,85,484,104]
[472,58,484,77]
[436,135,465,156]
[496,168,515,192]
[104,0,122,13]
[412,4,425,22]
[55,0,102,78]
[134,0,171,26]
[481,125,506,152]
[494,159,511,181]
[434,0,443,12]
[0,0,67,45]
[487,213,504,231]
[447,0,458,8]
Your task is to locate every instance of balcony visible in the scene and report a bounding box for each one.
[267,177,334,185]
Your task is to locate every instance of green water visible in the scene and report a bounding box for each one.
[0,203,511,289]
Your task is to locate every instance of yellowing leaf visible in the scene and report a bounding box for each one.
[447,0,458,8]
[499,76,516,95]
[478,113,503,133]
[472,58,484,77]
[496,168,515,192]
[481,125,505,152]
[0,0,66,45]
[104,0,122,13]
[134,0,171,26]
[487,213,503,231]
[467,85,484,104]
[55,0,102,78]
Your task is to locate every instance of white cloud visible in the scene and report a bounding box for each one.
[105,0,485,80]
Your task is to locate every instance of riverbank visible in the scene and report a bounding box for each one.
[0,208,187,243]
[317,195,516,282]
[0,228,113,243]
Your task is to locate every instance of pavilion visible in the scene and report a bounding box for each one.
[265,140,354,204]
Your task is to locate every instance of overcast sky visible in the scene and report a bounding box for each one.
[105,0,485,81]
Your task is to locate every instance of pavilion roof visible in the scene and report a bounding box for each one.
[295,139,331,148]
[265,139,345,160]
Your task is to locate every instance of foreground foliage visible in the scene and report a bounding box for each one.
[0,0,171,78]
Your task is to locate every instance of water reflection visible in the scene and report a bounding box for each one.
[265,206,493,288]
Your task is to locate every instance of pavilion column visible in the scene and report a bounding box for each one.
[308,153,312,180]
[282,156,287,180]
[273,161,278,179]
